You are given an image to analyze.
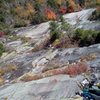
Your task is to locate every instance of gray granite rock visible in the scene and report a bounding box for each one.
[0,8,100,100]
[0,75,84,100]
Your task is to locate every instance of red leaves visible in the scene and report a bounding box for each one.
[66,62,88,76]
[59,7,67,14]
[0,32,5,37]
[43,62,89,77]
[45,8,56,20]
[59,6,75,14]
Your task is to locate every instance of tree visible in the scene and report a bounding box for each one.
[49,21,61,43]
[47,0,57,9]
[45,8,56,20]
[15,3,36,20]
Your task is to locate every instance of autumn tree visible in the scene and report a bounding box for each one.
[45,8,56,20]
[26,3,36,20]
[15,3,36,20]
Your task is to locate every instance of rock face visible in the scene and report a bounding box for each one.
[63,8,100,30]
[63,8,96,25]
[0,44,100,100]
[0,9,100,100]
[15,22,50,43]
[0,75,84,100]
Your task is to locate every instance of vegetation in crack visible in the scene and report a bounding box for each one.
[49,21,61,43]
[0,43,5,56]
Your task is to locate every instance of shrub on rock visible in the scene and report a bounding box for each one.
[66,62,89,77]
[74,29,100,46]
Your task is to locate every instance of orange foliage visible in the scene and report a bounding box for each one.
[45,8,57,20]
